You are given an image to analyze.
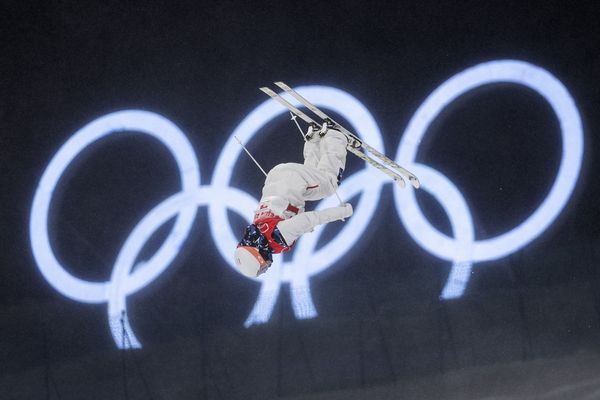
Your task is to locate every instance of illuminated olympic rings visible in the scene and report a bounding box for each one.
[29,60,583,348]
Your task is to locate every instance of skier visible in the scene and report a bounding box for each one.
[234,125,354,277]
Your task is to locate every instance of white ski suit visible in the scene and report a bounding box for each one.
[253,128,353,248]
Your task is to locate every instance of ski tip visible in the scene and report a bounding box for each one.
[396,177,406,188]
[259,86,278,96]
[409,176,421,189]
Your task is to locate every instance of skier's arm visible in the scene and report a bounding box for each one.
[277,204,353,245]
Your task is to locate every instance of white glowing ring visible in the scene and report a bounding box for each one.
[30,110,200,346]
[107,186,256,346]
[395,60,583,267]
[409,165,475,299]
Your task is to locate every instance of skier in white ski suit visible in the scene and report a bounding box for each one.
[234,127,354,277]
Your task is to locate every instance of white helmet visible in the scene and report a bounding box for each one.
[234,246,271,277]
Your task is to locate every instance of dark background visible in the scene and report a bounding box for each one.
[2,1,600,399]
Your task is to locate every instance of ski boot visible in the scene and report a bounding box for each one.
[305,123,321,141]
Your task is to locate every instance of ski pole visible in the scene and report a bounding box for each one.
[234,136,268,177]
[289,112,308,142]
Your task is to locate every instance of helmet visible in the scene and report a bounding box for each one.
[234,224,273,276]
[234,246,270,277]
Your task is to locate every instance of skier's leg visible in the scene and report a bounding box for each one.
[261,163,309,210]
[263,164,303,198]
[303,129,321,169]
[316,128,347,185]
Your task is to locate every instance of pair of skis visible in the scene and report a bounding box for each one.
[259,82,420,189]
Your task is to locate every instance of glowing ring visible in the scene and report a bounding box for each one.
[395,60,583,265]
[107,186,256,346]
[30,110,200,346]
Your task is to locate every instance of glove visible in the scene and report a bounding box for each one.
[309,203,353,225]
[341,203,353,218]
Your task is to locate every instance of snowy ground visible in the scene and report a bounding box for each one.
[283,349,600,400]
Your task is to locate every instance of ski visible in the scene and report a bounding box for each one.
[346,146,406,187]
[273,81,420,189]
[260,85,407,187]
[259,87,318,127]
